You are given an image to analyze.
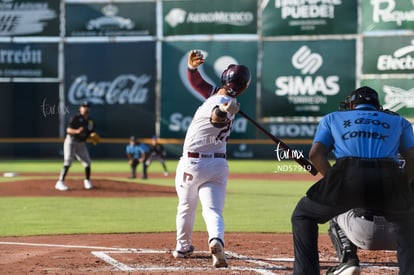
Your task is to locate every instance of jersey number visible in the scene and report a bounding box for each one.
[216,120,232,142]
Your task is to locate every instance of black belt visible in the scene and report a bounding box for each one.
[187,152,226,159]
[339,157,397,168]
[353,209,383,222]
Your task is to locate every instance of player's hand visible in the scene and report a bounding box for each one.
[188,50,205,70]
[77,127,84,134]
[219,98,240,115]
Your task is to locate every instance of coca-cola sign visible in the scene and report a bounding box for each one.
[67,74,151,105]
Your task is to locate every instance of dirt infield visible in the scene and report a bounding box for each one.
[0,173,398,274]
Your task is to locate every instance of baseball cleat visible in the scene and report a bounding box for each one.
[55,180,68,191]
[172,245,194,258]
[326,259,360,275]
[209,239,228,268]
[83,179,93,190]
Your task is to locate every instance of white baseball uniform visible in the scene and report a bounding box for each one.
[175,93,235,252]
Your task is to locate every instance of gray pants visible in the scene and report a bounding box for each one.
[336,210,397,251]
[63,135,91,167]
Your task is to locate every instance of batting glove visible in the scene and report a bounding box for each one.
[219,98,240,115]
[188,50,205,70]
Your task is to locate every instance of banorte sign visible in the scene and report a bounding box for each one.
[67,74,151,105]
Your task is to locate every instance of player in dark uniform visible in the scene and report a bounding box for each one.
[137,141,150,179]
[290,86,414,275]
[146,135,169,176]
[55,101,96,191]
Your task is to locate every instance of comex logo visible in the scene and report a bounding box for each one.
[165,8,187,27]
[292,45,323,74]
[377,40,414,71]
[382,85,414,112]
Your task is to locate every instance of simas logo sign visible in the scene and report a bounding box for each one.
[67,74,151,105]
[0,0,57,36]
[275,45,340,112]
[382,85,414,112]
[371,0,414,26]
[377,40,414,71]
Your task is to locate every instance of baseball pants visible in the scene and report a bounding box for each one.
[63,135,91,167]
[175,156,228,252]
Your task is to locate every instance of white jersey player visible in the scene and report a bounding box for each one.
[173,50,251,268]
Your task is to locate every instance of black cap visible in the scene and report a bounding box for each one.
[349,86,380,109]
[81,101,91,107]
[130,136,136,141]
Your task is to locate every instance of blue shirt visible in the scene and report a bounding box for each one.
[126,144,144,159]
[313,104,414,160]
[139,143,150,153]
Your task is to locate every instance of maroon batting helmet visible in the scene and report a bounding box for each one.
[220,64,251,97]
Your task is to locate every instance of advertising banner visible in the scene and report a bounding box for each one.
[163,0,257,35]
[66,2,156,37]
[0,0,59,36]
[261,0,357,36]
[160,41,258,139]
[360,78,414,120]
[363,36,414,74]
[265,122,318,140]
[0,82,59,138]
[362,0,414,32]
[261,40,356,118]
[64,42,156,138]
[0,43,58,78]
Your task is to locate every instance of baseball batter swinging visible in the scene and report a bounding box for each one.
[172,50,251,268]
[55,101,97,191]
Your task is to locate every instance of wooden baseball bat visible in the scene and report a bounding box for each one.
[238,110,318,176]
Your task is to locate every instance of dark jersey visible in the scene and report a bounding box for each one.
[150,144,166,157]
[68,114,95,142]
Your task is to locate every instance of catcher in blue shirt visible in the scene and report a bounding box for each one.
[291,86,414,275]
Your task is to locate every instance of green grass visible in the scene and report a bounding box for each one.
[0,159,325,237]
